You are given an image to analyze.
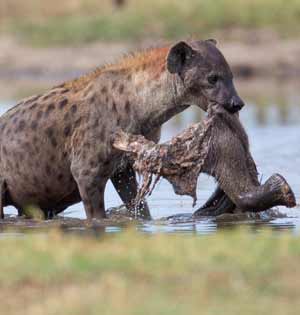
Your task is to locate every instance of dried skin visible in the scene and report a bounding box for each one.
[113,109,217,205]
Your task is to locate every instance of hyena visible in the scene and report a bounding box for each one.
[0,39,245,219]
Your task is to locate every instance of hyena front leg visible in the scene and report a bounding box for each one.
[71,160,108,220]
[110,127,161,219]
[111,162,151,219]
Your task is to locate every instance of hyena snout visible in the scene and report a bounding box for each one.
[226,95,245,113]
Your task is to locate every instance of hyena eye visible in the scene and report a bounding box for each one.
[207,74,219,85]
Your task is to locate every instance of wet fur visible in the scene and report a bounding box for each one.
[203,107,260,205]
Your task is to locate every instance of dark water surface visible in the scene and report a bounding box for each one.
[0,79,299,236]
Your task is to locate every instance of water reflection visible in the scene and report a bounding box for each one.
[0,79,300,236]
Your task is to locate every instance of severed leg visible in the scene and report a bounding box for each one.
[200,111,296,212]
[200,186,225,209]
[112,106,296,215]
[195,186,235,216]
[194,187,235,216]
[196,125,261,216]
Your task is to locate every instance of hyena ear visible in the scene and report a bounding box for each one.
[205,38,217,46]
[166,41,195,74]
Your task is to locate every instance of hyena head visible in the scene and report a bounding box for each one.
[167,39,244,113]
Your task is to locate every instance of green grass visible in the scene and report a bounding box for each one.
[1,0,300,45]
[1,228,300,314]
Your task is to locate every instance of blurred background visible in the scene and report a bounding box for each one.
[0,0,300,232]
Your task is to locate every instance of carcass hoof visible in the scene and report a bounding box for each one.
[268,174,296,208]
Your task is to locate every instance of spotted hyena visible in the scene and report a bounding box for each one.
[0,39,245,220]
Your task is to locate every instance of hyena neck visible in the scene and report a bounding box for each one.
[121,47,187,134]
[132,70,187,134]
[60,45,187,133]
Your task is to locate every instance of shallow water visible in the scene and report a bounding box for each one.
[0,79,299,235]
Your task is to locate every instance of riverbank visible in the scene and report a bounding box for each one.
[1,32,300,99]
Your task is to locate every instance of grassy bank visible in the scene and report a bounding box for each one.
[1,228,300,314]
[1,0,300,45]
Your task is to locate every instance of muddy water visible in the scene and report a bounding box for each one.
[0,79,299,235]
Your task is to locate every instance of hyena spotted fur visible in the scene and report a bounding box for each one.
[0,39,245,219]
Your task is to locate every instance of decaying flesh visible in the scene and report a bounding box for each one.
[113,104,296,213]
[114,116,212,206]
[113,104,239,205]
